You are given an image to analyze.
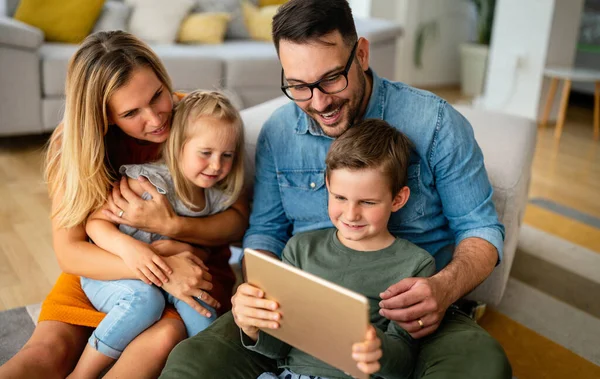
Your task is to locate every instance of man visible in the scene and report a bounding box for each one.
[160,0,511,377]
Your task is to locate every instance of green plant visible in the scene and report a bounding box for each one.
[470,0,496,45]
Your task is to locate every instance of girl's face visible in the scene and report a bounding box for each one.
[180,116,239,189]
[108,66,173,143]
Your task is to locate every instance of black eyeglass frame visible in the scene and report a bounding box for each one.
[280,41,359,101]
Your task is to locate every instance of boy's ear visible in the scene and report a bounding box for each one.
[391,186,410,212]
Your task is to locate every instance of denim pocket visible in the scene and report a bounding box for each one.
[391,163,425,226]
[277,169,328,222]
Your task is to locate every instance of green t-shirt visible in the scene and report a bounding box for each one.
[243,228,436,379]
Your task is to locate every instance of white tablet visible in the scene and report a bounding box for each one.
[244,248,370,379]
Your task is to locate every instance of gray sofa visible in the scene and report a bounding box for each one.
[240,96,537,307]
[0,0,402,136]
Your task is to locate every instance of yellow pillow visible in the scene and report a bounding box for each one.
[178,12,231,44]
[258,0,288,6]
[242,1,280,42]
[14,0,105,43]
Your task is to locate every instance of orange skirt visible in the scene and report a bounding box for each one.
[39,246,236,328]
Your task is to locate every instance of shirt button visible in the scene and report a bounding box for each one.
[310,182,316,188]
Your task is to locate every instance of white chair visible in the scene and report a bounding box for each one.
[540,67,600,141]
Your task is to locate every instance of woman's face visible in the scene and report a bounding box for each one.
[108,66,173,143]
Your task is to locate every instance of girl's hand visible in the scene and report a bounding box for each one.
[352,325,382,375]
[119,241,172,286]
[151,239,209,261]
[231,283,280,341]
[103,176,177,235]
[161,252,220,318]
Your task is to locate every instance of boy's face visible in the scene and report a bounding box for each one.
[327,168,409,251]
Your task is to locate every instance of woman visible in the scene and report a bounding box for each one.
[0,31,246,379]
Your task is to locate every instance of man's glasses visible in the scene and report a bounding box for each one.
[280,41,358,102]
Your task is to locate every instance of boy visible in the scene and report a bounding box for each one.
[233,119,436,379]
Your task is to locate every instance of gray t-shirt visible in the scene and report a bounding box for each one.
[118,163,232,243]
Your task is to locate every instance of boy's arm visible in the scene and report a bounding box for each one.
[241,330,292,360]
[374,257,436,378]
[372,322,418,379]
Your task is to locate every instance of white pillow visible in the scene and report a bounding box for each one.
[126,0,195,44]
[93,1,132,33]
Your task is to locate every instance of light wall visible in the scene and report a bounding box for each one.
[353,0,471,86]
[478,0,584,120]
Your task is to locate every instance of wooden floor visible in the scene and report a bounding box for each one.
[1,91,599,311]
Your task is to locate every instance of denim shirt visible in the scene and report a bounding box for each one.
[243,70,504,270]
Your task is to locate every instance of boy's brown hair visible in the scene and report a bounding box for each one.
[325,119,414,196]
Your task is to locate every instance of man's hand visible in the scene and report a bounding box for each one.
[379,276,452,338]
[231,283,280,341]
[352,325,382,375]
[162,252,220,318]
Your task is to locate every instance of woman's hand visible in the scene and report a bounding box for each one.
[352,325,382,375]
[231,283,280,341]
[161,252,221,317]
[119,241,172,286]
[103,176,177,235]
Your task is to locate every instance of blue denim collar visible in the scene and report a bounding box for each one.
[294,69,384,137]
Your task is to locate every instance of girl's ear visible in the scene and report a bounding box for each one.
[391,186,410,212]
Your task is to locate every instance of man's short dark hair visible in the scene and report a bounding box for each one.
[325,119,414,196]
[272,0,358,53]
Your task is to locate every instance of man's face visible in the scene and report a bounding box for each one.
[279,32,370,138]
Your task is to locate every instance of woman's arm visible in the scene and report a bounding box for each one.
[104,176,250,246]
[52,217,138,281]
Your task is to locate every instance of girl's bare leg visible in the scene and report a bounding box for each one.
[0,321,90,379]
[103,318,186,379]
[66,343,115,379]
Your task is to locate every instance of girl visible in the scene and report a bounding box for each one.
[0,32,246,379]
[69,91,245,378]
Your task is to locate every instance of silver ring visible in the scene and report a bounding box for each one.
[118,209,124,218]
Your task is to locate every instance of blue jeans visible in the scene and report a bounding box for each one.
[81,277,216,359]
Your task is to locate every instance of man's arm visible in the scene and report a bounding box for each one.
[242,123,293,258]
[380,103,504,338]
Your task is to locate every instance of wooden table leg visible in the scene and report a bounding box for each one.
[541,77,559,127]
[595,81,600,141]
[554,79,572,140]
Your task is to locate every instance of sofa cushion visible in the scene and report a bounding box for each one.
[195,0,258,40]
[178,12,231,44]
[40,43,78,97]
[241,0,279,42]
[14,0,104,43]
[92,1,132,34]
[40,44,225,97]
[354,18,403,44]
[149,45,224,92]
[126,0,195,44]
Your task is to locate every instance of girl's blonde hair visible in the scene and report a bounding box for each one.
[164,90,245,210]
[44,31,172,229]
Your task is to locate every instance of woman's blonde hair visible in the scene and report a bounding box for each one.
[164,90,245,210]
[44,31,172,229]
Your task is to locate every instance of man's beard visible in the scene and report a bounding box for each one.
[306,69,367,138]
